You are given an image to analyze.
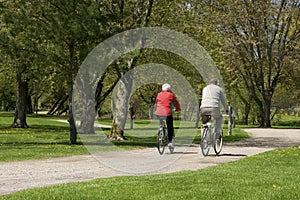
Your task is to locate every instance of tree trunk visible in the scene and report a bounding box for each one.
[75,57,97,134]
[58,106,68,115]
[263,96,272,127]
[33,95,40,114]
[109,0,153,138]
[95,74,120,118]
[27,95,33,114]
[258,109,265,128]
[68,42,77,145]
[69,84,77,144]
[109,118,124,140]
[149,102,155,120]
[242,101,251,125]
[11,70,28,128]
[47,95,68,115]
[109,74,132,139]
[47,97,62,115]
[129,105,135,129]
[78,95,96,134]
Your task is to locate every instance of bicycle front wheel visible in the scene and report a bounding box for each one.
[213,129,223,155]
[200,127,210,156]
[157,128,165,155]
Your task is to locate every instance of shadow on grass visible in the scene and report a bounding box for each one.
[0,125,68,133]
[123,126,196,131]
[111,137,157,148]
[2,141,71,146]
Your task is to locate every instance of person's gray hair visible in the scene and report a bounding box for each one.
[162,83,171,91]
[209,78,218,85]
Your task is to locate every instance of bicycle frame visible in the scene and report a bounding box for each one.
[157,117,174,155]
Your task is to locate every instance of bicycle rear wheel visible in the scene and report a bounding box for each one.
[157,128,166,155]
[213,129,223,155]
[200,127,210,156]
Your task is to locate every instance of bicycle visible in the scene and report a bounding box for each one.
[200,115,223,156]
[157,117,175,155]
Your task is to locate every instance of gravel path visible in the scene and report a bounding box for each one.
[1,128,299,195]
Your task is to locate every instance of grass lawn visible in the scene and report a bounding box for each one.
[2,147,300,200]
[0,113,249,162]
[272,114,300,128]
[0,113,89,161]
[1,113,300,199]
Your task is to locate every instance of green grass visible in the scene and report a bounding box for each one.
[0,113,250,162]
[0,113,89,161]
[2,147,300,200]
[1,113,300,199]
[272,114,300,128]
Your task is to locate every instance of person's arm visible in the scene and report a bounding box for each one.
[220,90,227,111]
[173,95,181,112]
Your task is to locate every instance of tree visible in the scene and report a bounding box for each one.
[108,0,154,140]
[202,0,300,127]
[0,1,43,128]
[32,0,106,144]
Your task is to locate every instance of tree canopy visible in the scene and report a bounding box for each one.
[0,0,299,142]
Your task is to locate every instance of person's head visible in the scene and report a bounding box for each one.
[162,83,171,91]
[209,78,218,85]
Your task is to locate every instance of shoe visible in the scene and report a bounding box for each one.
[168,142,173,148]
[164,135,169,142]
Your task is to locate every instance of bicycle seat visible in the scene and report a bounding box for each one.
[202,115,211,124]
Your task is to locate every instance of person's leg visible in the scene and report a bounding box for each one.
[166,115,174,143]
[212,108,222,136]
[233,117,236,128]
[228,117,231,135]
[159,118,164,128]
[157,115,166,128]
[228,117,233,135]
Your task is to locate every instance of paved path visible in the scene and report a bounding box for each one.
[0,128,299,195]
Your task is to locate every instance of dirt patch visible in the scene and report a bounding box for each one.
[0,128,299,195]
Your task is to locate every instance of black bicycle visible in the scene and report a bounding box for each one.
[157,118,175,155]
[200,115,223,156]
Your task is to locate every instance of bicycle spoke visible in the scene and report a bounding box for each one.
[157,129,165,155]
[213,130,223,155]
[200,128,210,156]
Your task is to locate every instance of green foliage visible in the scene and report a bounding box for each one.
[0,68,15,111]
[198,0,300,127]
[1,0,299,130]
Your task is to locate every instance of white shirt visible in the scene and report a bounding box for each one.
[200,84,227,109]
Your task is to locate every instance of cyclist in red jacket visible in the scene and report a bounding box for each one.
[155,83,180,148]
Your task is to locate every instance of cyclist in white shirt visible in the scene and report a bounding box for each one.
[200,78,227,136]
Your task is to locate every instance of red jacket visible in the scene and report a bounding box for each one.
[155,90,180,116]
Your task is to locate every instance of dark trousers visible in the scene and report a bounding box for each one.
[166,115,174,142]
[158,115,174,142]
